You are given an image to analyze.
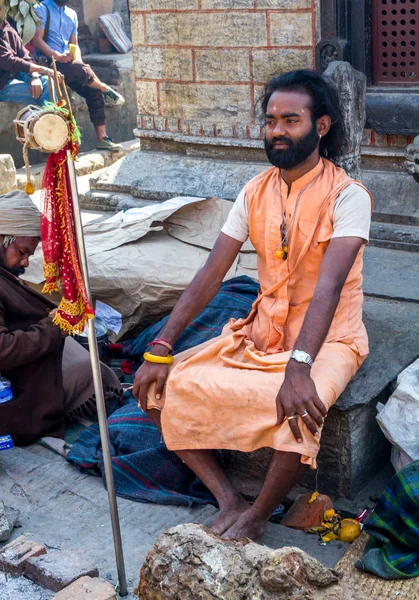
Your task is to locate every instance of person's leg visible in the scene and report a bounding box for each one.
[147,408,249,533]
[222,450,307,541]
[57,61,124,104]
[67,80,122,150]
[67,80,105,138]
[0,74,37,105]
[62,337,123,419]
[38,75,52,104]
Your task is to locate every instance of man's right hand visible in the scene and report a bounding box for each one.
[38,66,64,83]
[53,51,73,64]
[29,78,43,99]
[133,360,169,412]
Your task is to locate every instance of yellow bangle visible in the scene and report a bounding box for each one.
[143,351,174,365]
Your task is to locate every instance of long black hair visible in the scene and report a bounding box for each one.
[260,69,348,162]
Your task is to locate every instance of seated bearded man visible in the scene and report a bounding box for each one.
[0,191,122,446]
[133,69,372,541]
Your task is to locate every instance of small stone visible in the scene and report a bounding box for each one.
[24,549,99,592]
[281,493,333,531]
[0,501,20,542]
[51,576,117,600]
[0,535,46,576]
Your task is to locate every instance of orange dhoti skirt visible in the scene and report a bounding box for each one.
[146,325,363,469]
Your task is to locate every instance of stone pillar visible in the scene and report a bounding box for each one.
[323,61,366,180]
[129,1,315,155]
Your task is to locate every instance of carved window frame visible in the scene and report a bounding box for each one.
[316,0,419,135]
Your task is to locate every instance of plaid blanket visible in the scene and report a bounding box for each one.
[67,399,216,506]
[123,275,259,363]
[67,276,259,506]
[356,461,419,579]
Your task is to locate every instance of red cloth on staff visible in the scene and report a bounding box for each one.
[41,141,94,333]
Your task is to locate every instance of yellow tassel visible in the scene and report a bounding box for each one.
[25,181,35,195]
[275,248,285,259]
[42,282,60,294]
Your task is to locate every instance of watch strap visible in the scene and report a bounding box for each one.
[290,349,313,367]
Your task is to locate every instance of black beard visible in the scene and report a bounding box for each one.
[264,121,319,170]
[8,266,25,276]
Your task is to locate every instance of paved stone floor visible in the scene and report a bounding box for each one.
[0,442,370,598]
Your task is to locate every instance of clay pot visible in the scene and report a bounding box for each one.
[99,37,112,54]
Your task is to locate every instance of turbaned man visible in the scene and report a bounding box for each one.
[0,191,122,445]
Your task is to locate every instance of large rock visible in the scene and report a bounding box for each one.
[135,524,367,600]
[324,61,366,180]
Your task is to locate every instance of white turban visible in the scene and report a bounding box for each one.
[0,190,41,237]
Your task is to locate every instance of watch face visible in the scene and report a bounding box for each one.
[292,350,311,364]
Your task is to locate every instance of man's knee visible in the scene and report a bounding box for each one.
[60,62,95,85]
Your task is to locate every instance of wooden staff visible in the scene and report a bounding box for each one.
[66,149,128,596]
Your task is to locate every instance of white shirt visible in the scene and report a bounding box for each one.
[221,183,371,243]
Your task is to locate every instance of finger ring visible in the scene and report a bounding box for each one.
[286,414,299,421]
[301,411,309,418]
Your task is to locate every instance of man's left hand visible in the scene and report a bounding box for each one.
[275,361,327,442]
[30,78,43,99]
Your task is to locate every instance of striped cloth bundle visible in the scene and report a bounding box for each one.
[98,12,132,54]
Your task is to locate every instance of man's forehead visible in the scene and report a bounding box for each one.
[266,90,312,114]
[15,236,40,250]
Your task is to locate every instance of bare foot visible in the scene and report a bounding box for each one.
[221,510,267,541]
[210,495,250,536]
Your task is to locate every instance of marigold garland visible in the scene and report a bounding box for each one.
[41,110,94,334]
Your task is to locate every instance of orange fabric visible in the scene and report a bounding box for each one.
[148,159,373,468]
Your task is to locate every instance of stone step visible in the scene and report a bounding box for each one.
[369,221,419,252]
[79,189,158,212]
[88,150,268,201]
[363,245,419,302]
[360,169,419,225]
[16,140,141,193]
[88,150,419,224]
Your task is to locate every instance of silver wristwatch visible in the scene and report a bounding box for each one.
[290,349,313,367]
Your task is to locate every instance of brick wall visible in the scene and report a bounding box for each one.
[130,0,316,141]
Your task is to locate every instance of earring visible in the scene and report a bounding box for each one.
[319,134,322,140]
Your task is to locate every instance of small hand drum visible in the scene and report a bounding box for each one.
[14,105,69,153]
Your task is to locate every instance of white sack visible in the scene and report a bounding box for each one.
[376,357,419,469]
[23,196,257,340]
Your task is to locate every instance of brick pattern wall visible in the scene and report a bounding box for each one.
[130,0,315,141]
[362,129,414,149]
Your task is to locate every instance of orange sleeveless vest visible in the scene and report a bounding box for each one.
[235,158,372,356]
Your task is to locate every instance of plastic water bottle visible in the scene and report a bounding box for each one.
[0,374,13,404]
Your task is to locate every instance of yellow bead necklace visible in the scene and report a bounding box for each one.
[275,166,324,261]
